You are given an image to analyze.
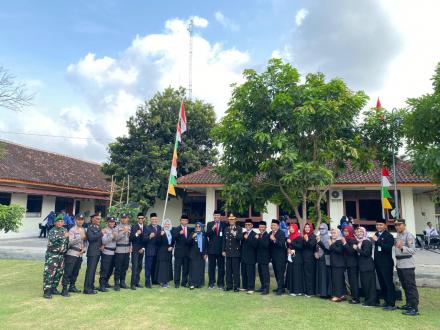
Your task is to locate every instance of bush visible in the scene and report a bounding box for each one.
[0,204,26,233]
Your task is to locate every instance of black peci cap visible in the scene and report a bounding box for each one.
[376,218,386,224]
[259,221,267,226]
[180,214,189,220]
[137,212,145,217]
[150,212,157,218]
[271,219,280,225]
[245,218,253,224]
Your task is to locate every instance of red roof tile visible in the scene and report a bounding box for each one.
[0,140,110,193]
[177,160,432,186]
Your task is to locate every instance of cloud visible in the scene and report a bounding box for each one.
[285,0,402,91]
[214,11,240,31]
[295,8,308,27]
[1,16,249,162]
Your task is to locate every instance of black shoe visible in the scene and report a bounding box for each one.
[98,286,108,292]
[83,290,97,294]
[68,286,81,293]
[43,289,52,299]
[145,283,151,288]
[383,306,397,311]
[276,290,284,296]
[120,282,128,289]
[105,283,113,288]
[61,288,70,297]
[349,299,360,304]
[114,285,120,291]
[261,290,269,295]
[233,288,240,292]
[224,287,232,291]
[131,285,137,290]
[397,305,411,310]
[51,288,61,295]
[402,308,419,316]
[135,284,143,288]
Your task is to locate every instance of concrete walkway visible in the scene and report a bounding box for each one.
[1,237,439,287]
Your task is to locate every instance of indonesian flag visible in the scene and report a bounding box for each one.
[376,97,381,110]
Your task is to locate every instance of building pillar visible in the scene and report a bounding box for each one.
[263,202,278,231]
[328,192,344,229]
[400,187,416,234]
[205,188,216,225]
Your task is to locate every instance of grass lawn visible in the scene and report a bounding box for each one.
[0,259,439,329]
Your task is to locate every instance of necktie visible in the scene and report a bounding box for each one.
[184,226,187,238]
[215,222,219,236]
[153,225,157,233]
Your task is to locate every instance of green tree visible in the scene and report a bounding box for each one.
[102,87,217,211]
[213,59,370,228]
[0,204,26,233]
[404,62,440,186]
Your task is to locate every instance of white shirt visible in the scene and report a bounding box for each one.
[425,226,439,237]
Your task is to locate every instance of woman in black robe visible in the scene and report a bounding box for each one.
[156,219,174,288]
[354,226,378,307]
[188,221,208,289]
[342,225,360,304]
[302,222,317,297]
[285,223,304,296]
[329,228,346,302]
[316,223,332,298]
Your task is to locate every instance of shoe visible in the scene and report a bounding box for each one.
[290,293,297,296]
[190,286,195,290]
[239,288,246,291]
[261,290,269,295]
[175,284,180,289]
[402,308,419,316]
[349,299,360,304]
[181,284,188,288]
[61,288,70,297]
[135,284,143,288]
[331,297,342,302]
[383,306,397,311]
[397,305,411,310]
[68,286,81,293]
[233,288,240,292]
[304,294,312,298]
[208,285,215,289]
[105,283,113,288]
[51,288,61,295]
[83,290,97,294]
[120,282,128,289]
[223,287,232,291]
[247,290,254,294]
[131,285,137,290]
[43,289,52,299]
[276,291,284,296]
[114,285,120,291]
[255,288,263,293]
[98,286,108,292]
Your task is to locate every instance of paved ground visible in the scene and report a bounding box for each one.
[1,236,439,287]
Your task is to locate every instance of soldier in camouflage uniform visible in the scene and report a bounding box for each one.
[43,214,69,299]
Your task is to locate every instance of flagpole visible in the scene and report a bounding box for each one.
[162,101,183,221]
[391,107,400,219]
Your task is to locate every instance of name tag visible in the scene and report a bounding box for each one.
[378,246,382,252]
[220,232,223,237]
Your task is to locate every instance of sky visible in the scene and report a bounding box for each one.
[1,0,440,162]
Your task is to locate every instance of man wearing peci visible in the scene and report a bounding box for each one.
[269,219,287,295]
[130,212,146,290]
[143,212,161,287]
[172,214,192,288]
[206,210,227,289]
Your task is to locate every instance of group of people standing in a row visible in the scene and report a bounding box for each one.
[42,210,420,316]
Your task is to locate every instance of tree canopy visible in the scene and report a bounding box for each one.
[213,59,370,228]
[404,62,440,185]
[103,87,217,210]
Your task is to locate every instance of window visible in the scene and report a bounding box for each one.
[55,197,74,214]
[0,193,11,206]
[359,199,382,220]
[183,195,206,224]
[26,195,43,217]
[345,201,357,218]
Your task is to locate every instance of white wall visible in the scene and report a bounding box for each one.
[400,187,416,234]
[148,197,183,227]
[413,192,436,234]
[205,188,216,225]
[328,193,344,229]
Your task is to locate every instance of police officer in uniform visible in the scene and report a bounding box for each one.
[394,219,419,316]
[371,218,396,310]
[61,213,87,296]
[83,213,103,294]
[114,213,131,290]
[222,213,243,292]
[99,216,117,291]
[43,214,69,299]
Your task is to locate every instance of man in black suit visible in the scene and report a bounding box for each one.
[83,213,103,294]
[372,218,396,310]
[172,214,192,288]
[206,210,227,289]
[256,221,270,295]
[129,212,146,290]
[241,218,258,294]
[143,212,161,287]
[269,219,286,295]
[222,213,243,292]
